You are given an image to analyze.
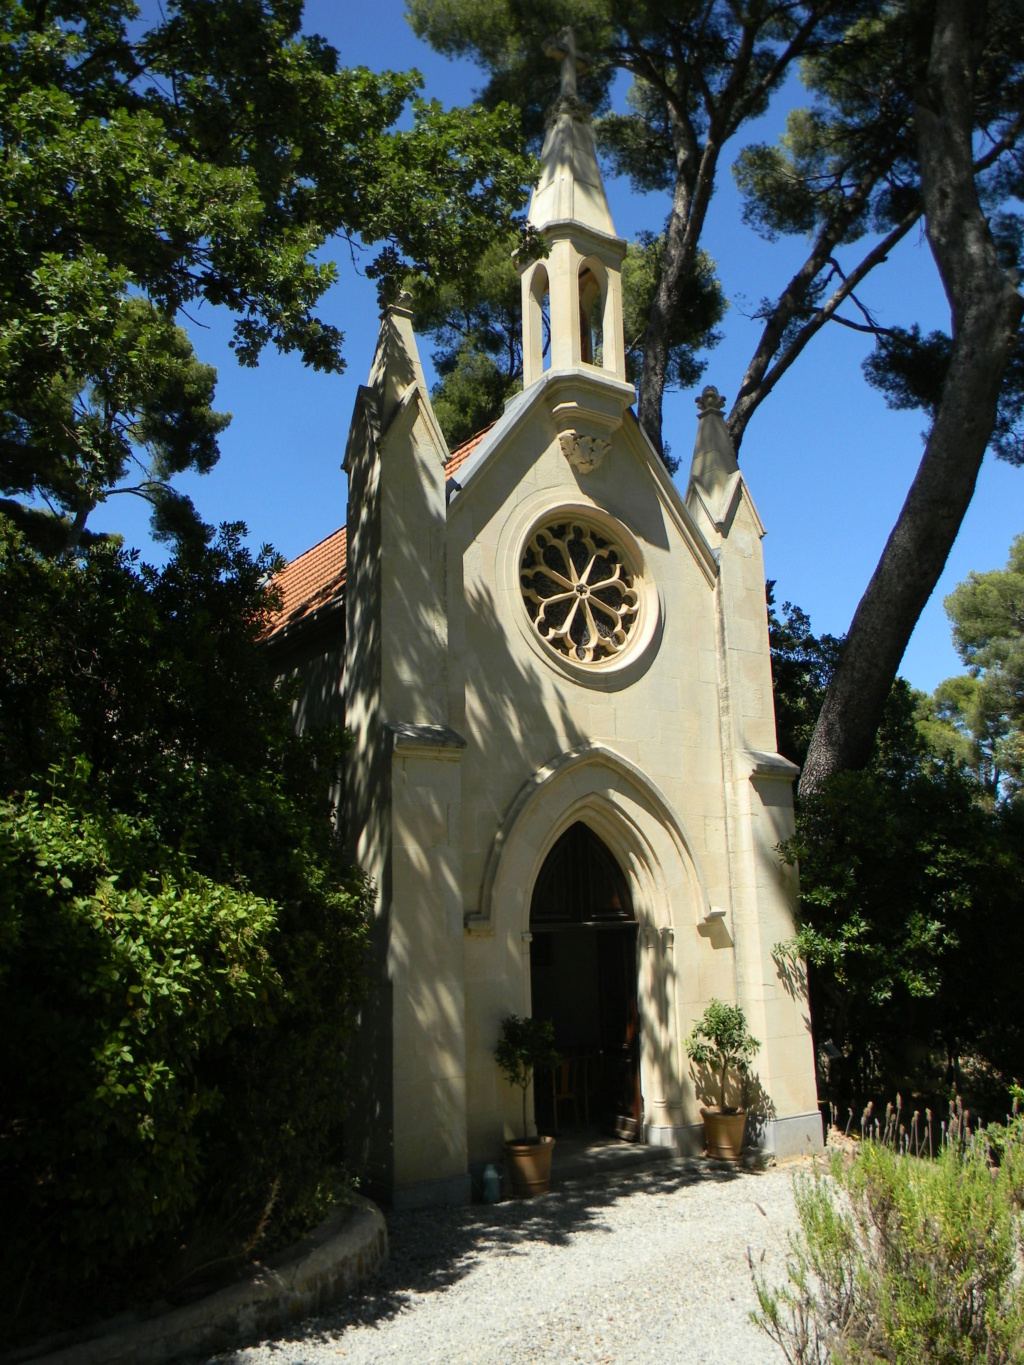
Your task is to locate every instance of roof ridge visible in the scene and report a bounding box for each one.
[283,520,347,568]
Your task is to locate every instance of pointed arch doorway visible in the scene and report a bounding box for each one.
[529,822,643,1140]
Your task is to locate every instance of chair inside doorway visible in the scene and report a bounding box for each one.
[529,822,642,1141]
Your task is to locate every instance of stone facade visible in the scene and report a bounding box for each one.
[269,68,821,1208]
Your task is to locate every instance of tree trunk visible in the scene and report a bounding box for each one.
[636,154,702,458]
[799,0,1024,795]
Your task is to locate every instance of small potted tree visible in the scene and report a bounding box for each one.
[494,1013,561,1196]
[684,999,760,1160]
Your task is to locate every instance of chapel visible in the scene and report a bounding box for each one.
[266,39,821,1208]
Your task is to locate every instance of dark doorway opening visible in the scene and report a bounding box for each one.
[530,822,642,1140]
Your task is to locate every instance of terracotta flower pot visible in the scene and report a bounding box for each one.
[504,1135,556,1197]
[700,1107,747,1161]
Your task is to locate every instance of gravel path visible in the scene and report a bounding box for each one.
[208,1157,810,1365]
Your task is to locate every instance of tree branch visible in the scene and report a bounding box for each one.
[727,0,838,137]
[728,204,922,451]
[799,0,1024,794]
[829,313,893,335]
[973,111,1024,173]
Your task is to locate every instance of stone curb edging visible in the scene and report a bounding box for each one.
[13,1195,388,1365]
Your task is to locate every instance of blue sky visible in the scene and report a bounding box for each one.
[91,0,1022,694]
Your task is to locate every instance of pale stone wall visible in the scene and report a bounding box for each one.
[313,58,823,1203]
[285,347,819,1196]
[443,380,819,1168]
[342,302,475,1203]
[328,290,820,1200]
[271,57,823,1202]
[388,739,468,1194]
[340,388,394,1192]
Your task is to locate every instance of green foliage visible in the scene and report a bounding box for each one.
[684,999,759,1113]
[408,234,525,448]
[735,3,1021,268]
[917,673,1009,804]
[924,533,1024,801]
[494,1013,560,1140]
[0,0,533,547]
[863,320,1024,468]
[409,0,865,155]
[432,346,521,450]
[0,789,279,1267]
[734,6,923,245]
[621,235,726,394]
[407,0,619,147]
[752,1123,1024,1364]
[774,544,1024,1116]
[734,2,1023,463]
[596,77,678,195]
[767,582,843,769]
[782,742,1024,1108]
[0,515,372,1340]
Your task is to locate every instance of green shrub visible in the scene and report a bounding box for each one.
[494,1014,560,1140]
[0,792,280,1278]
[684,998,760,1112]
[0,519,373,1342]
[782,753,1024,1109]
[752,1120,1024,1363]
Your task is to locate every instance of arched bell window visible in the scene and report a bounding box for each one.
[578,260,606,368]
[526,263,551,377]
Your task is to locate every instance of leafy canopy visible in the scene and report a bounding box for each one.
[778,597,1024,1111]
[407,234,527,449]
[734,1,1024,460]
[0,0,534,547]
[918,532,1024,802]
[0,788,281,1267]
[767,582,843,770]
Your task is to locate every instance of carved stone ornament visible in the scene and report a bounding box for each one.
[557,428,609,474]
[695,384,727,417]
[520,520,639,664]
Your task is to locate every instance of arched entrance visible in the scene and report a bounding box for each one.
[529,822,642,1139]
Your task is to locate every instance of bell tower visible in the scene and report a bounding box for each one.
[520,28,628,389]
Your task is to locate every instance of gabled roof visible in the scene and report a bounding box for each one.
[264,426,493,641]
[444,423,489,479]
[268,524,348,637]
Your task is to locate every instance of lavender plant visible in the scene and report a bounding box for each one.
[751,1100,1024,1363]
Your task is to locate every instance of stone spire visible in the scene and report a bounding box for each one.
[526,28,617,238]
[688,385,740,523]
[365,290,431,434]
[519,28,627,389]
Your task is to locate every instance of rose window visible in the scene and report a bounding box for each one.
[520,521,640,664]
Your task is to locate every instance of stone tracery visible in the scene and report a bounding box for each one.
[520,520,639,663]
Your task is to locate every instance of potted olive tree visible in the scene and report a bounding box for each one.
[494,1013,561,1196]
[684,999,760,1160]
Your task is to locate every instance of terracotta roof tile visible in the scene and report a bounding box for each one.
[443,424,491,479]
[267,524,347,637]
[265,424,493,640]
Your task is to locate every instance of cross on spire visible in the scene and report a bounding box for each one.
[542,26,587,101]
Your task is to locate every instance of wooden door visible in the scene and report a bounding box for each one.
[597,925,642,1140]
